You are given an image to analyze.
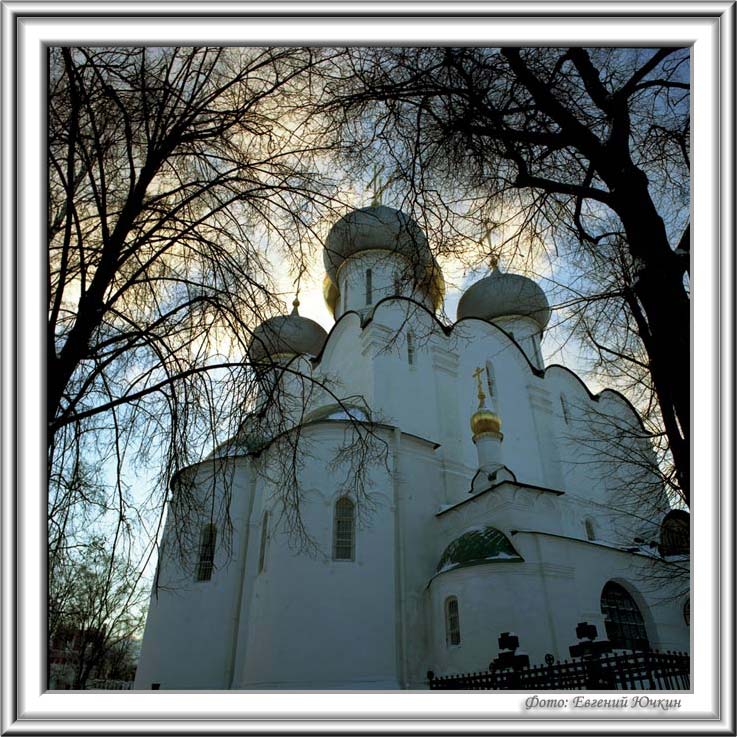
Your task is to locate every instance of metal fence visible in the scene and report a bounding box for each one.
[428,649,690,691]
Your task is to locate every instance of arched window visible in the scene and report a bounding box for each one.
[365,269,373,305]
[333,497,355,560]
[659,510,690,556]
[407,332,415,366]
[528,335,543,366]
[485,360,496,398]
[560,394,570,424]
[445,597,461,646]
[600,581,650,650]
[258,511,270,573]
[683,599,690,626]
[584,518,596,541]
[195,524,216,581]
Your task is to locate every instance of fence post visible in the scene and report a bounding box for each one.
[489,632,530,689]
[568,622,615,690]
[646,650,657,690]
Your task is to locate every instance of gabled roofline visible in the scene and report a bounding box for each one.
[436,479,565,518]
[508,529,673,560]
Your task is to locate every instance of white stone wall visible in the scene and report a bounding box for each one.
[134,456,254,689]
[427,534,689,674]
[136,250,687,689]
[236,424,401,689]
[335,250,435,318]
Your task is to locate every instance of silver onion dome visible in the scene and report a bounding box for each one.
[323,205,431,281]
[322,204,444,314]
[248,300,328,364]
[457,268,551,331]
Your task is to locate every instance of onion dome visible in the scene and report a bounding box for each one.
[322,274,340,315]
[470,366,502,436]
[323,205,430,281]
[471,408,502,436]
[457,268,551,331]
[322,204,444,313]
[436,527,523,574]
[248,299,328,364]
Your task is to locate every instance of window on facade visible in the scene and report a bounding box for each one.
[528,336,543,365]
[445,597,461,646]
[407,332,415,366]
[659,510,690,556]
[333,497,355,560]
[560,394,570,424]
[485,360,496,398]
[600,581,650,650]
[195,524,216,582]
[585,518,596,541]
[365,269,373,305]
[258,511,270,573]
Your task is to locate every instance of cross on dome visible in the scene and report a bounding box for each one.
[480,222,502,272]
[472,366,487,410]
[367,164,389,206]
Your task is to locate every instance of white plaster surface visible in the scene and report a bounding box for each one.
[136,220,689,691]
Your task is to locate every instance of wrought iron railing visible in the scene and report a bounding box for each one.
[428,649,690,690]
[427,625,690,691]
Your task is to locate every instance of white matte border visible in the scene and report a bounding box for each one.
[1,2,733,735]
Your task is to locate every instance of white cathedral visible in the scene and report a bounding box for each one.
[135,204,690,690]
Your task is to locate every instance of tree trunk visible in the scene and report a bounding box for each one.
[612,174,691,506]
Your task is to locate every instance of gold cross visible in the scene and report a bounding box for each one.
[472,366,486,409]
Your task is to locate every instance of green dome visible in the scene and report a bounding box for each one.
[437,527,523,573]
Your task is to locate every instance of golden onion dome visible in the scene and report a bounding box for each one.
[470,409,502,436]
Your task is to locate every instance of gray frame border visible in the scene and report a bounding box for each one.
[1,2,734,735]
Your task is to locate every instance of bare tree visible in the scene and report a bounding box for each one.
[323,46,690,506]
[563,395,689,601]
[47,46,372,565]
[49,540,146,689]
[568,234,683,504]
